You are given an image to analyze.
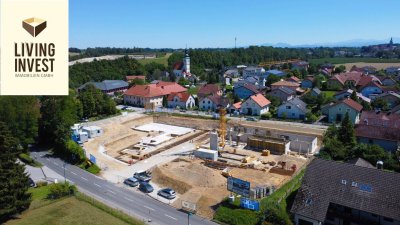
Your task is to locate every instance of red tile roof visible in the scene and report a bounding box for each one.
[249,93,271,108]
[173,62,184,70]
[359,110,400,128]
[331,72,364,85]
[287,76,301,82]
[342,98,363,112]
[167,92,191,102]
[356,124,400,141]
[126,75,145,81]
[198,84,221,97]
[232,102,242,109]
[124,82,186,98]
[271,80,300,87]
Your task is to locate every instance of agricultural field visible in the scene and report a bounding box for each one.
[138,53,171,66]
[309,57,400,65]
[337,62,400,71]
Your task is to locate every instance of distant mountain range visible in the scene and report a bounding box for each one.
[261,38,400,48]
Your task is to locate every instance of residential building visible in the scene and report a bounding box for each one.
[268,86,295,102]
[243,66,265,78]
[123,81,186,107]
[78,80,129,95]
[301,76,314,88]
[391,104,400,115]
[321,98,363,124]
[291,61,309,70]
[327,72,364,90]
[271,80,300,92]
[291,158,400,225]
[286,76,301,84]
[277,97,308,119]
[199,95,230,111]
[385,66,400,75]
[359,81,384,98]
[378,76,397,86]
[241,93,271,116]
[375,92,400,109]
[310,87,321,97]
[334,89,371,103]
[167,92,195,109]
[356,110,400,152]
[233,83,262,100]
[197,84,222,98]
[265,69,286,77]
[224,68,240,78]
[229,102,242,114]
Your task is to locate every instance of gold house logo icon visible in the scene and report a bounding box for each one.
[22,17,47,37]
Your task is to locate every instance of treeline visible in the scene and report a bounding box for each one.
[69,56,169,88]
[69,47,173,61]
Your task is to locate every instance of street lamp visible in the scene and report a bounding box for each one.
[187,212,192,225]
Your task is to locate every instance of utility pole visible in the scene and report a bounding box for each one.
[63,163,67,182]
[187,212,192,225]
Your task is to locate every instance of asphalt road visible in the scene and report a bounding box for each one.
[30,150,216,225]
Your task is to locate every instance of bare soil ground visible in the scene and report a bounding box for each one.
[151,154,307,219]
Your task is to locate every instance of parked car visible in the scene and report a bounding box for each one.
[139,182,154,193]
[123,177,139,187]
[28,178,36,188]
[246,117,257,121]
[158,188,176,199]
[134,170,152,182]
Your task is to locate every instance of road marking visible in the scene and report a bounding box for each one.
[164,214,177,221]
[53,162,59,166]
[46,158,49,161]
[124,197,133,202]
[71,172,77,175]
[108,190,116,194]
[94,183,101,188]
[144,206,155,211]
[81,177,88,181]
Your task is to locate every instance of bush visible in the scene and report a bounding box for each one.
[79,161,101,174]
[65,140,85,163]
[260,112,272,120]
[36,181,48,187]
[19,153,42,167]
[214,202,261,225]
[48,182,77,199]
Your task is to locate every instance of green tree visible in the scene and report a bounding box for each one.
[338,112,356,148]
[266,74,280,86]
[162,96,168,107]
[371,98,389,111]
[0,97,40,150]
[350,90,358,102]
[39,94,77,154]
[78,85,116,118]
[0,122,31,223]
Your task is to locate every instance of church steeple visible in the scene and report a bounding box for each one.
[389,37,394,46]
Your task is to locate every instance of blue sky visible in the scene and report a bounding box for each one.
[70,0,400,49]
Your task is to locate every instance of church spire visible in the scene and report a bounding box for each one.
[390,37,394,46]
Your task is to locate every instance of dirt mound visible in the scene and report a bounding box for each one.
[152,166,193,194]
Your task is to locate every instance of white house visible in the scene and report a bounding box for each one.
[199,95,230,111]
[241,93,271,116]
[243,66,266,78]
[167,92,195,109]
[277,97,308,119]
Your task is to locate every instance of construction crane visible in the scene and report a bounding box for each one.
[218,107,227,148]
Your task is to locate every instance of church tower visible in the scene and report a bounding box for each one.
[389,37,394,46]
[183,48,190,74]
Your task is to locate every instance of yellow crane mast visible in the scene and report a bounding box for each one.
[218,107,227,148]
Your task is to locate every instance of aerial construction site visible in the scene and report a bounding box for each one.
[82,111,325,218]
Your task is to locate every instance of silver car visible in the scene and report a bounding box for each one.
[158,188,176,199]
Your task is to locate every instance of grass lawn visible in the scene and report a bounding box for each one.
[322,91,337,98]
[6,186,144,225]
[138,53,171,67]
[309,57,400,65]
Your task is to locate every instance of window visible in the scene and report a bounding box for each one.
[203,101,205,103]
[341,180,347,185]
[351,181,358,187]
[286,106,291,109]
[369,139,373,144]
[339,107,342,111]
[208,101,210,104]
[292,113,295,116]
[298,219,313,225]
